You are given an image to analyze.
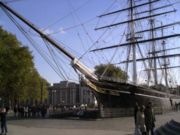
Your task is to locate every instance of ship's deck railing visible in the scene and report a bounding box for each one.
[99,76,127,83]
[99,76,147,86]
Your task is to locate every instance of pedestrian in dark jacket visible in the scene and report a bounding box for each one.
[14,105,18,117]
[1,107,8,135]
[134,102,139,124]
[144,102,155,135]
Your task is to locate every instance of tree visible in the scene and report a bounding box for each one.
[25,69,48,103]
[94,64,128,81]
[0,27,48,105]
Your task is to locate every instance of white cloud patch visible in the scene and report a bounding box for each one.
[42,28,54,35]
[40,27,66,35]
[58,27,66,34]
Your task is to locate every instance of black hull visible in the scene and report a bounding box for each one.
[84,79,180,109]
[94,91,171,108]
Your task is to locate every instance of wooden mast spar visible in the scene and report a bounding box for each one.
[0,1,98,81]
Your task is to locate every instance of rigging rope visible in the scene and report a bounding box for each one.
[166,0,176,10]
[101,31,126,78]
[65,0,104,67]
[42,39,68,80]
[134,2,149,79]
[95,0,118,28]
[79,11,124,61]
[1,7,69,80]
[42,0,91,31]
[45,17,96,35]
[78,0,123,64]
[77,32,96,66]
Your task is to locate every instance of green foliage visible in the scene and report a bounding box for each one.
[0,27,48,105]
[94,64,128,81]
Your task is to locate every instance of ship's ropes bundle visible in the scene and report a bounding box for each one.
[154,120,180,135]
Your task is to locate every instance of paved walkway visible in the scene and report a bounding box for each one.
[6,111,180,135]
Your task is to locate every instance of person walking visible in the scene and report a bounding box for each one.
[134,102,139,124]
[136,105,146,135]
[0,107,8,135]
[13,105,18,118]
[134,103,139,135]
[24,106,29,118]
[144,102,155,135]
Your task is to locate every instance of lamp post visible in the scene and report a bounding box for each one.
[52,90,56,105]
[40,80,43,104]
[51,90,53,105]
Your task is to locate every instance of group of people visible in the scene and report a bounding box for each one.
[14,104,48,118]
[134,102,156,135]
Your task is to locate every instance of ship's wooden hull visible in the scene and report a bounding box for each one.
[83,79,180,109]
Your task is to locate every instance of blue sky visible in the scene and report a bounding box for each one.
[0,0,116,83]
[0,0,180,85]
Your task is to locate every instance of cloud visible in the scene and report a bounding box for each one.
[42,28,54,35]
[40,27,66,35]
[58,27,66,34]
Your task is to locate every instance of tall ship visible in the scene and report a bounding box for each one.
[1,0,180,116]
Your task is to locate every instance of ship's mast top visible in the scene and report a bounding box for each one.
[149,0,158,86]
[92,0,180,85]
[161,22,168,88]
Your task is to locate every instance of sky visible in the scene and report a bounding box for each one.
[0,0,180,85]
[0,0,116,83]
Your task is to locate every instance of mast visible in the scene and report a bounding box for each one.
[129,0,137,84]
[0,1,97,81]
[149,0,158,86]
[161,22,169,88]
[93,0,180,86]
